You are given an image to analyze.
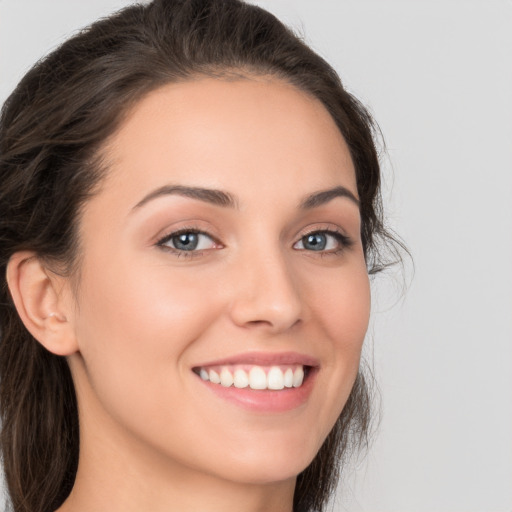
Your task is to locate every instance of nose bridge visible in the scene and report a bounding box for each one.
[228,241,303,332]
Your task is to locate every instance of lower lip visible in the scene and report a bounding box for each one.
[195,369,317,413]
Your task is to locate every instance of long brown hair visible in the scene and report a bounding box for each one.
[0,1,398,511]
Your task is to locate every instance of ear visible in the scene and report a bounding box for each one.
[6,251,79,356]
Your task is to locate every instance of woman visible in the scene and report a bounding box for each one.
[0,1,398,511]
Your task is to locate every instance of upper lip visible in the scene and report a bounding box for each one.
[193,351,320,368]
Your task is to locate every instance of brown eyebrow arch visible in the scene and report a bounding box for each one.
[133,184,358,212]
[132,185,238,210]
[299,186,360,209]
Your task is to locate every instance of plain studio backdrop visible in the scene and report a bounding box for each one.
[1,1,511,511]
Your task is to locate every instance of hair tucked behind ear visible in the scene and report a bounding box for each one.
[0,1,402,511]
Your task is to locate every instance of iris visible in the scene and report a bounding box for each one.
[172,232,199,251]
[302,233,327,251]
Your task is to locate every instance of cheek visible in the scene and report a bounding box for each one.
[72,254,222,404]
[308,261,371,350]
[304,260,370,416]
[78,249,216,338]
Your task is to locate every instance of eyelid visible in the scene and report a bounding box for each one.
[154,222,352,259]
[155,225,223,257]
[293,225,353,253]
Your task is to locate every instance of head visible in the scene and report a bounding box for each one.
[0,1,391,511]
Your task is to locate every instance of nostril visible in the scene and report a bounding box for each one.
[247,319,272,326]
[244,317,301,331]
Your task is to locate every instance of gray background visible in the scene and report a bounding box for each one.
[1,1,511,511]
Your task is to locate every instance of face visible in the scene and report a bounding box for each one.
[67,77,370,485]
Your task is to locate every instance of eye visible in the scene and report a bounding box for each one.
[293,230,351,253]
[157,230,218,253]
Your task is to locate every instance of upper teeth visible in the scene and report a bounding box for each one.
[197,365,305,390]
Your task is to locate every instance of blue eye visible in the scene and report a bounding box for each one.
[158,230,216,252]
[294,230,350,252]
[302,233,328,251]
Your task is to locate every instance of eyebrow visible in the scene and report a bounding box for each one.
[132,185,238,210]
[132,184,359,211]
[299,186,359,209]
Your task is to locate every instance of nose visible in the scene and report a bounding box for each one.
[228,248,303,333]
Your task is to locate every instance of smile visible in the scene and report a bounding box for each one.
[192,352,319,412]
[194,364,306,390]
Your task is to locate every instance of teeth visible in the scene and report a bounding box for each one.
[249,367,267,390]
[198,365,307,390]
[233,369,249,388]
[293,367,304,388]
[267,366,284,390]
[209,369,221,384]
[220,368,234,387]
[284,368,294,388]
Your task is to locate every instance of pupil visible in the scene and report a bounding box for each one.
[304,233,326,251]
[174,233,198,251]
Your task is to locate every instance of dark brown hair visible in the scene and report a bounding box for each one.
[0,1,397,511]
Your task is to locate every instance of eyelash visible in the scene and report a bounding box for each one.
[156,227,219,259]
[294,229,353,256]
[156,226,353,259]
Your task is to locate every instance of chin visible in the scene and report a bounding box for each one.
[201,432,322,486]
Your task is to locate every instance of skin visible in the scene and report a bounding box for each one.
[10,77,371,512]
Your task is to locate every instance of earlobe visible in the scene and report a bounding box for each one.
[6,251,79,356]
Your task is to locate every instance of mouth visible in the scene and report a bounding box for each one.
[192,364,312,390]
[191,352,319,412]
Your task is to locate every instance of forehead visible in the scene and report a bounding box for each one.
[96,77,357,209]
